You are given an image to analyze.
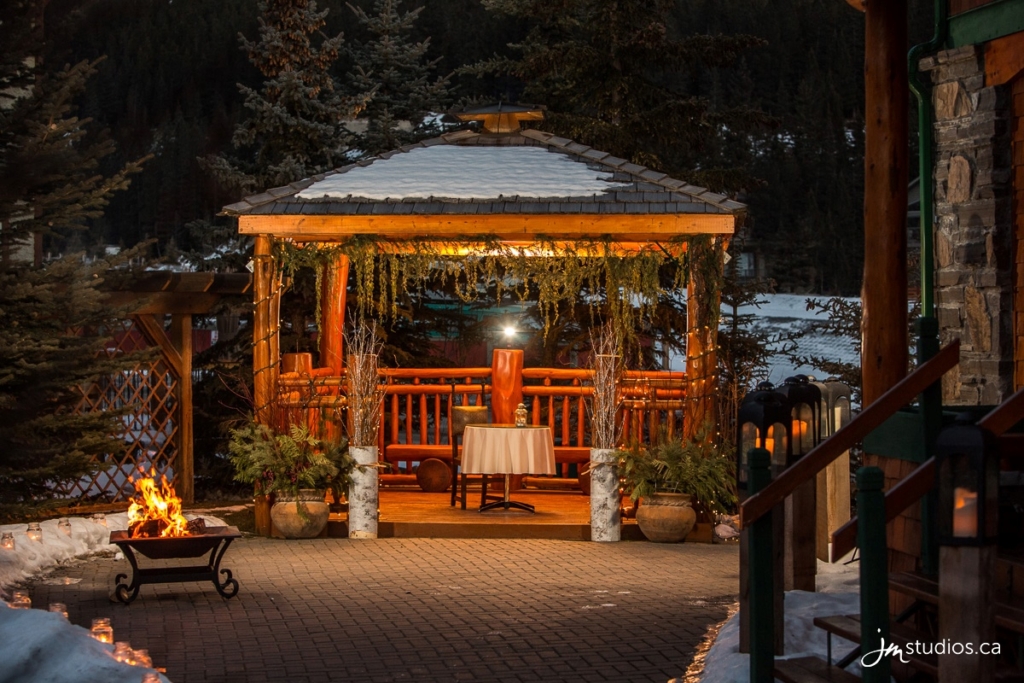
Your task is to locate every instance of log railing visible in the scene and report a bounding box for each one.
[276,366,688,469]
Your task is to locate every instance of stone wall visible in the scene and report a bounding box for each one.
[921,45,1015,405]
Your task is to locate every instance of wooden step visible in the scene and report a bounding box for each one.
[774,656,862,683]
[889,571,1024,635]
[813,614,937,678]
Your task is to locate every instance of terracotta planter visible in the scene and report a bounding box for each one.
[270,489,329,539]
[635,492,697,543]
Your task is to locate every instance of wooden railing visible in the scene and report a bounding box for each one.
[276,366,688,470]
[740,340,961,527]
[830,384,1024,559]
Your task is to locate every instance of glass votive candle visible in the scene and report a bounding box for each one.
[58,518,72,537]
[47,602,68,618]
[92,513,107,527]
[133,648,153,668]
[0,532,14,551]
[90,617,113,643]
[10,590,31,609]
[141,673,161,683]
[113,641,133,663]
[26,522,42,543]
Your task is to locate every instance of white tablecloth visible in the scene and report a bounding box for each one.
[461,425,556,475]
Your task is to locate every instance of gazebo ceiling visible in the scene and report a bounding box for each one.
[223,128,744,245]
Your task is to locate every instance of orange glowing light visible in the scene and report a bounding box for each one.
[127,472,190,538]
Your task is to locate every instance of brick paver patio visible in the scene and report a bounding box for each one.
[29,537,738,683]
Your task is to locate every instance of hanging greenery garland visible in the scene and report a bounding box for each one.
[273,235,723,347]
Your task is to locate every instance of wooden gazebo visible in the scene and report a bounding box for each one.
[223,107,745,447]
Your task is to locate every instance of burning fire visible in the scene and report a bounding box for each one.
[127,472,190,538]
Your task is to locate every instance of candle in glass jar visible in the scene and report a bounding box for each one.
[92,513,107,528]
[58,518,72,537]
[10,590,31,609]
[0,532,14,551]
[953,487,978,538]
[90,617,114,644]
[48,602,68,618]
[113,641,133,663]
[133,648,153,668]
[26,522,42,543]
[141,673,161,683]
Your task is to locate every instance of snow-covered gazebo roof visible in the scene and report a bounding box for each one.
[223,125,744,245]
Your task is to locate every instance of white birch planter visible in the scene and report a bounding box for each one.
[348,446,379,539]
[589,448,621,542]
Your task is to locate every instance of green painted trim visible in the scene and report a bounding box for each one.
[947,0,1024,48]
[863,405,994,462]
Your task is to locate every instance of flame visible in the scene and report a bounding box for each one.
[127,471,190,538]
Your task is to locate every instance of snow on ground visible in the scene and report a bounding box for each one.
[0,512,225,592]
[297,145,631,200]
[699,553,863,683]
[0,511,226,683]
[0,603,172,683]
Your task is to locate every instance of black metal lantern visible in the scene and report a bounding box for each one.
[736,381,791,492]
[778,376,823,462]
[935,414,999,546]
[813,378,852,439]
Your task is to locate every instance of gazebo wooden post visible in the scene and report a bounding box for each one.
[319,253,349,373]
[684,243,720,441]
[252,235,279,426]
[170,314,194,504]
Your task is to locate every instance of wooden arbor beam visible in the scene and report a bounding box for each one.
[237,213,734,242]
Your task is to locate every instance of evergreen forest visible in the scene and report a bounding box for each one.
[45,0,935,295]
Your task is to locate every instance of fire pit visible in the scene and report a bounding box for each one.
[110,526,241,604]
[109,474,241,604]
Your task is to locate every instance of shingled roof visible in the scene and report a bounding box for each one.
[222,128,746,218]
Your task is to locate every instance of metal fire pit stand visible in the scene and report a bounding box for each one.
[109,526,242,605]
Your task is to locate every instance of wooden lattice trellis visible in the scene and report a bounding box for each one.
[68,318,181,503]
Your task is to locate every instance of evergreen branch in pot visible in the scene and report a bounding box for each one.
[229,420,353,499]
[618,424,737,516]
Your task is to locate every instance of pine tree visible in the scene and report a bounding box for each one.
[0,0,145,516]
[208,0,368,193]
[477,0,771,188]
[0,1,143,257]
[347,0,450,157]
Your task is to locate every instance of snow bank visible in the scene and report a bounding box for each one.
[700,555,863,682]
[0,602,171,683]
[0,512,226,591]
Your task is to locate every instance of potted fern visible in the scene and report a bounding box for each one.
[230,420,353,538]
[618,427,737,542]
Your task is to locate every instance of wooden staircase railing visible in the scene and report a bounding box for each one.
[831,384,1024,560]
[740,340,961,527]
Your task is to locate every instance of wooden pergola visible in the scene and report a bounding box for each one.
[223,108,745,435]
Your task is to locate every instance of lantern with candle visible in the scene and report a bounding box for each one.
[26,522,42,543]
[736,382,791,492]
[935,413,998,546]
[778,375,823,461]
[809,378,852,439]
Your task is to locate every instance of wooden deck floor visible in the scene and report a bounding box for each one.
[327,486,648,540]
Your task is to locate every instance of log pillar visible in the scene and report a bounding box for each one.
[253,235,280,425]
[319,254,349,373]
[170,314,194,504]
[862,0,913,591]
[685,239,720,440]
